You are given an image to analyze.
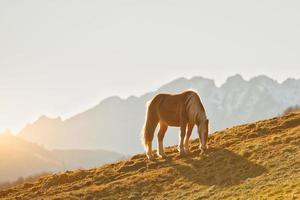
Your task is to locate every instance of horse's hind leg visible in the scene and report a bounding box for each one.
[157,122,168,158]
[146,120,158,160]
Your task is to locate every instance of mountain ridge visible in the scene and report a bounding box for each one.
[19,74,300,154]
[19,74,300,123]
[0,134,123,183]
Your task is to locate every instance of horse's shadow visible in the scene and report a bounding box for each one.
[166,147,266,186]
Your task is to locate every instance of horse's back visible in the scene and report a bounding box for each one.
[150,90,197,107]
[148,91,195,126]
[153,90,196,99]
[148,93,170,107]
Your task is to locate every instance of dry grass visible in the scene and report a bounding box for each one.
[1,112,300,200]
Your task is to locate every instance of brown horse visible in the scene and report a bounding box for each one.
[142,90,209,160]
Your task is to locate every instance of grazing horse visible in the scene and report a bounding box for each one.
[142,90,209,160]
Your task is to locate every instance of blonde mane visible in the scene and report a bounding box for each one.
[185,92,207,124]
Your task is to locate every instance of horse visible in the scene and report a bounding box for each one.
[142,90,209,160]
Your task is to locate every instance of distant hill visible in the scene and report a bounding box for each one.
[19,75,300,154]
[2,112,300,199]
[0,133,123,182]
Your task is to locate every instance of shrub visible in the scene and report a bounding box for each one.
[282,105,300,116]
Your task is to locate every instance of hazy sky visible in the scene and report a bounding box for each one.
[1,0,300,132]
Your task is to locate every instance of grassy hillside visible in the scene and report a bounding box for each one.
[1,112,300,200]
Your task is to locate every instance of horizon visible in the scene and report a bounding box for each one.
[1,0,300,133]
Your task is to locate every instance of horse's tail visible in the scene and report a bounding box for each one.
[142,100,158,152]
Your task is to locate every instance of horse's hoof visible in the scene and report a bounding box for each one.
[179,151,186,157]
[157,153,167,159]
[147,154,155,161]
[148,157,155,161]
[184,149,191,155]
[199,149,208,156]
[159,155,168,159]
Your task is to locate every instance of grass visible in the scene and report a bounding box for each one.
[1,112,300,200]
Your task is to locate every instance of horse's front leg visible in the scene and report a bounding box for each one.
[178,123,187,155]
[184,123,194,154]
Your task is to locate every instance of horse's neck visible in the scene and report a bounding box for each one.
[186,94,206,124]
[197,112,207,124]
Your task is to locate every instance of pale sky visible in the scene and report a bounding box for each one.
[1,0,300,133]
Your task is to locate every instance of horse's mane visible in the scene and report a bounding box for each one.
[185,91,207,124]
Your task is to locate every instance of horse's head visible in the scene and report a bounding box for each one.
[198,119,209,152]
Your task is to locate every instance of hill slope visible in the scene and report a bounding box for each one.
[0,133,62,182]
[0,134,123,183]
[1,112,300,199]
[19,75,300,154]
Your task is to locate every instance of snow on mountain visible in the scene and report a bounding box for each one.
[19,75,300,154]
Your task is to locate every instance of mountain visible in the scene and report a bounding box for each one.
[19,75,300,154]
[2,112,300,199]
[0,133,123,182]
[0,132,62,183]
